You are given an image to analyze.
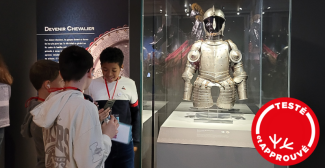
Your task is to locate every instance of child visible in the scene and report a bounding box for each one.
[21,60,64,168]
[30,46,118,167]
[0,54,13,153]
[84,47,140,168]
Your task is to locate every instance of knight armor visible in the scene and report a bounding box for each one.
[182,6,248,109]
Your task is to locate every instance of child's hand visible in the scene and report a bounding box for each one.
[101,115,119,139]
[94,101,100,109]
[94,101,99,106]
[98,108,110,123]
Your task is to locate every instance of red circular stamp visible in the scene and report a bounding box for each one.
[251,97,319,166]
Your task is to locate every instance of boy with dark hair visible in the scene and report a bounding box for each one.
[21,60,65,168]
[85,47,140,168]
[31,46,118,168]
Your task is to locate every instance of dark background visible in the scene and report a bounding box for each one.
[290,0,325,167]
[0,0,324,167]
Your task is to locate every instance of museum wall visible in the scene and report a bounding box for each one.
[290,0,325,167]
[129,1,142,167]
[0,0,37,167]
[0,0,323,167]
[0,0,141,167]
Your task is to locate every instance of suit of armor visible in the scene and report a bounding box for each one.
[182,6,248,109]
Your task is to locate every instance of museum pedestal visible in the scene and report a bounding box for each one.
[141,101,166,168]
[156,102,277,168]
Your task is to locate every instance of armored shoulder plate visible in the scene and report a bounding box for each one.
[226,40,237,50]
[226,40,242,63]
[229,50,242,63]
[187,40,202,62]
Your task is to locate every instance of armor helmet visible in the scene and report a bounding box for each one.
[203,6,226,37]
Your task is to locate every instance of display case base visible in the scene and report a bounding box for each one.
[193,112,233,123]
[141,109,159,168]
[157,102,285,168]
[157,143,273,168]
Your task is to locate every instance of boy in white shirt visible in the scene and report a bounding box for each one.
[85,47,140,168]
[31,45,118,168]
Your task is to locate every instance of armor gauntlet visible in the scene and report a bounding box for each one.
[182,61,196,100]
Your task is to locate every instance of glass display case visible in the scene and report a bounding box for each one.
[140,0,291,167]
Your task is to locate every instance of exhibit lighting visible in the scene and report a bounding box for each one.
[267,7,271,9]
[237,12,240,15]
[239,7,242,10]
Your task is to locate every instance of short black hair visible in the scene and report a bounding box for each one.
[100,47,124,67]
[59,45,93,81]
[30,60,60,90]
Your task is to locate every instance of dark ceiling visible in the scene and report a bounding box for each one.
[143,0,290,16]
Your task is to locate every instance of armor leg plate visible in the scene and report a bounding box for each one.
[192,77,213,108]
[216,78,236,109]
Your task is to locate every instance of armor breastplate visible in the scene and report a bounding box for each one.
[199,40,230,82]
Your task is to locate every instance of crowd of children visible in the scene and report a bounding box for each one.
[7,45,139,168]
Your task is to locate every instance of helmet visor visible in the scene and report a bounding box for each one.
[204,16,225,33]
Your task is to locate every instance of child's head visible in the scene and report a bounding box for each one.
[99,47,124,82]
[59,46,94,89]
[0,54,13,85]
[59,45,94,89]
[29,60,64,91]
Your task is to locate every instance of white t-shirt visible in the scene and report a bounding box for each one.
[85,76,140,145]
[85,76,138,104]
